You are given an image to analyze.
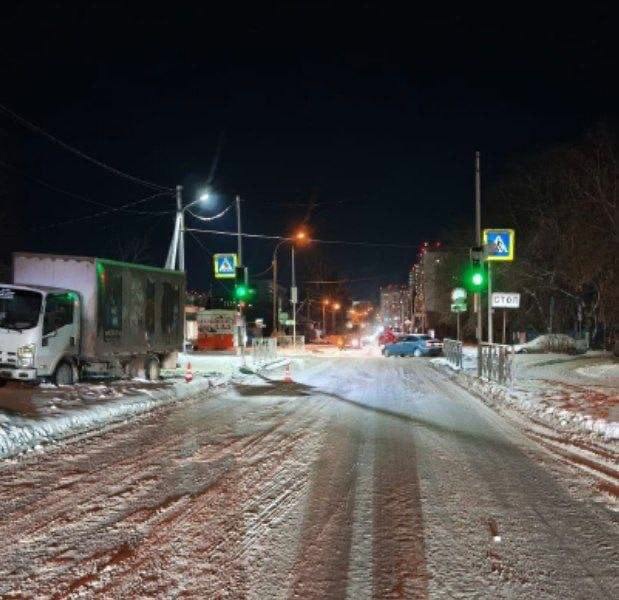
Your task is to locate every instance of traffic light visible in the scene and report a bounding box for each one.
[233,266,256,302]
[234,283,249,300]
[464,262,487,292]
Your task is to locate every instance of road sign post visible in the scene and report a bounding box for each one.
[451,288,467,342]
[490,293,520,344]
[213,253,238,279]
[483,229,515,343]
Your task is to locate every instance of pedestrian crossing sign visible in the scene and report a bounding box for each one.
[213,253,238,279]
[483,229,515,262]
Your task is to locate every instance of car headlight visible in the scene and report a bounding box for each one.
[17,344,35,368]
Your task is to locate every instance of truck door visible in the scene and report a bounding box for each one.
[37,293,79,376]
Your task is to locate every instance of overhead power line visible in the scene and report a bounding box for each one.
[185,203,234,222]
[0,158,173,215]
[0,103,173,192]
[185,227,417,249]
[33,191,172,231]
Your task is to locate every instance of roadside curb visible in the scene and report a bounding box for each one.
[0,374,228,460]
[429,361,618,487]
[430,360,618,442]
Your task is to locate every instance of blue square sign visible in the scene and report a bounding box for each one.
[483,229,515,262]
[213,253,237,279]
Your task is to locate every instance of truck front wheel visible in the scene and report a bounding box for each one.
[54,361,76,386]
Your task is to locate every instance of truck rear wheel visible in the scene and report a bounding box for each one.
[145,357,160,381]
[54,361,76,386]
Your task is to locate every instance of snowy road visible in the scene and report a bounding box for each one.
[0,356,617,598]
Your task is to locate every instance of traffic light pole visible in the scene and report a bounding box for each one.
[235,195,246,365]
[291,245,297,349]
[487,261,493,343]
[475,151,483,344]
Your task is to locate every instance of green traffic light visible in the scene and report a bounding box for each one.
[234,285,248,299]
[463,263,486,291]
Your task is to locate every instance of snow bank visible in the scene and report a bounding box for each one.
[0,376,229,460]
[575,363,619,381]
[431,360,619,441]
[0,351,292,460]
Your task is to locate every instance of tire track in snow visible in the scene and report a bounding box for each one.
[288,418,363,599]
[371,413,429,599]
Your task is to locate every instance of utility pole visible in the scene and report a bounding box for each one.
[322,302,327,336]
[177,186,185,271]
[475,151,483,344]
[272,256,278,336]
[165,185,183,270]
[236,195,243,276]
[291,245,297,348]
[487,261,493,343]
[235,195,246,363]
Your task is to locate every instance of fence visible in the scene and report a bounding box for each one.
[478,343,514,385]
[276,335,305,350]
[251,338,278,367]
[443,338,463,369]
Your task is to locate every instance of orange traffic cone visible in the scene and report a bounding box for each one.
[283,363,293,383]
[185,362,193,383]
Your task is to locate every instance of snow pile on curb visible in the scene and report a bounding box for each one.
[0,375,226,460]
[431,358,619,441]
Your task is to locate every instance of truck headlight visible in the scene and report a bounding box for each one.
[17,344,35,368]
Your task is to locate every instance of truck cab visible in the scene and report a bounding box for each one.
[0,285,80,384]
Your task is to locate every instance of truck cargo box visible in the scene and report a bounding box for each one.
[13,253,185,360]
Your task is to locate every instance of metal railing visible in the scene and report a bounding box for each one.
[443,338,463,369]
[251,338,278,367]
[478,343,514,385]
[276,335,305,350]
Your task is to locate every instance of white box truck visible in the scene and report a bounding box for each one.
[0,253,185,385]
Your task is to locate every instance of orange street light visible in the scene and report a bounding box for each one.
[294,229,310,245]
[331,302,341,333]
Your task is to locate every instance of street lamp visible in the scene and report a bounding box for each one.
[272,230,309,340]
[332,302,341,333]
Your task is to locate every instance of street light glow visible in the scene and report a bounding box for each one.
[199,192,210,202]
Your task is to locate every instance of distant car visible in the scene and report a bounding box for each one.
[382,334,443,357]
[335,335,361,350]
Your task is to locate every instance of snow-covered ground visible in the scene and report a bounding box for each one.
[0,352,287,460]
[434,348,619,441]
[0,356,616,598]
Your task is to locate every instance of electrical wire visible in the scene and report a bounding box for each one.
[0,103,173,192]
[0,159,174,216]
[187,231,215,257]
[185,203,234,222]
[32,191,173,231]
[188,232,233,294]
[184,227,418,248]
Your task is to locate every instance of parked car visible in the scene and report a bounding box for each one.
[382,334,442,357]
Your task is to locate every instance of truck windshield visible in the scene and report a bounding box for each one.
[0,288,43,331]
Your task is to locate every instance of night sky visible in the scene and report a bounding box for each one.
[1,2,617,300]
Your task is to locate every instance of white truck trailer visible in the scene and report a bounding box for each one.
[0,253,185,385]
